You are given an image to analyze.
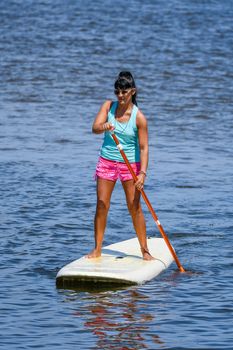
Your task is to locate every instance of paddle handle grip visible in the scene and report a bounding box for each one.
[111,133,185,272]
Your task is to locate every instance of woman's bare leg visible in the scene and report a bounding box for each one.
[87,178,116,258]
[122,180,154,260]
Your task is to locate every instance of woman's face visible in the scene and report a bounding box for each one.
[114,88,136,105]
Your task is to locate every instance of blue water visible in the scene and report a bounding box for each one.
[1,0,233,349]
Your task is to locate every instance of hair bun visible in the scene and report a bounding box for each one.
[118,71,133,80]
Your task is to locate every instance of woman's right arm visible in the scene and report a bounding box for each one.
[92,100,115,134]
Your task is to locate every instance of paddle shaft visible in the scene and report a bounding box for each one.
[111,133,185,272]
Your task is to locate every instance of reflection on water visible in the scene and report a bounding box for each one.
[66,288,164,349]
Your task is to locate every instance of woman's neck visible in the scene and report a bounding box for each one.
[116,101,133,118]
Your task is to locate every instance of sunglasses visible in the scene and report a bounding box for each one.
[114,89,131,95]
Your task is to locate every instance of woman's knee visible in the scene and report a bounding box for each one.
[96,198,110,213]
[127,201,142,216]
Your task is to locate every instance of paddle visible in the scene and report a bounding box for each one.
[111,132,185,273]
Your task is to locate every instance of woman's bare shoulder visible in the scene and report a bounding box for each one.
[136,108,147,127]
[101,100,113,112]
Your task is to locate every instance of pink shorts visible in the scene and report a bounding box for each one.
[95,156,140,182]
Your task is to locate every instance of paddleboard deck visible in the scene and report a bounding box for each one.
[56,237,174,288]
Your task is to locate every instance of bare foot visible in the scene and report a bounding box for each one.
[86,249,101,259]
[141,248,156,261]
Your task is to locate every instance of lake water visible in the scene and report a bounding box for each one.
[1,0,233,349]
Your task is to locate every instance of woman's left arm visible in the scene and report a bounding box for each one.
[136,110,149,189]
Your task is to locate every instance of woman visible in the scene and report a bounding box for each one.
[87,71,154,260]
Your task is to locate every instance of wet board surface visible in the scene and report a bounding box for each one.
[56,237,174,288]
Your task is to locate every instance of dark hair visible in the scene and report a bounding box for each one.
[114,71,138,106]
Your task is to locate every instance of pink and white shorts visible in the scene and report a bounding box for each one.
[95,156,140,182]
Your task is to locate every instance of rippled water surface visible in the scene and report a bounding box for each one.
[1,0,233,349]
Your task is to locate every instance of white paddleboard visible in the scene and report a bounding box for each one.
[56,237,174,288]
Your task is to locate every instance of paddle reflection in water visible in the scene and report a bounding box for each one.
[69,288,164,349]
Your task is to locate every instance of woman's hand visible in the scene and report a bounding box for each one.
[92,101,115,134]
[135,172,146,191]
[102,122,115,132]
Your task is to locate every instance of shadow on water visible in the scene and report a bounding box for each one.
[55,268,204,349]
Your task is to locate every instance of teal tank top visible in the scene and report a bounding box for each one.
[100,102,140,163]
